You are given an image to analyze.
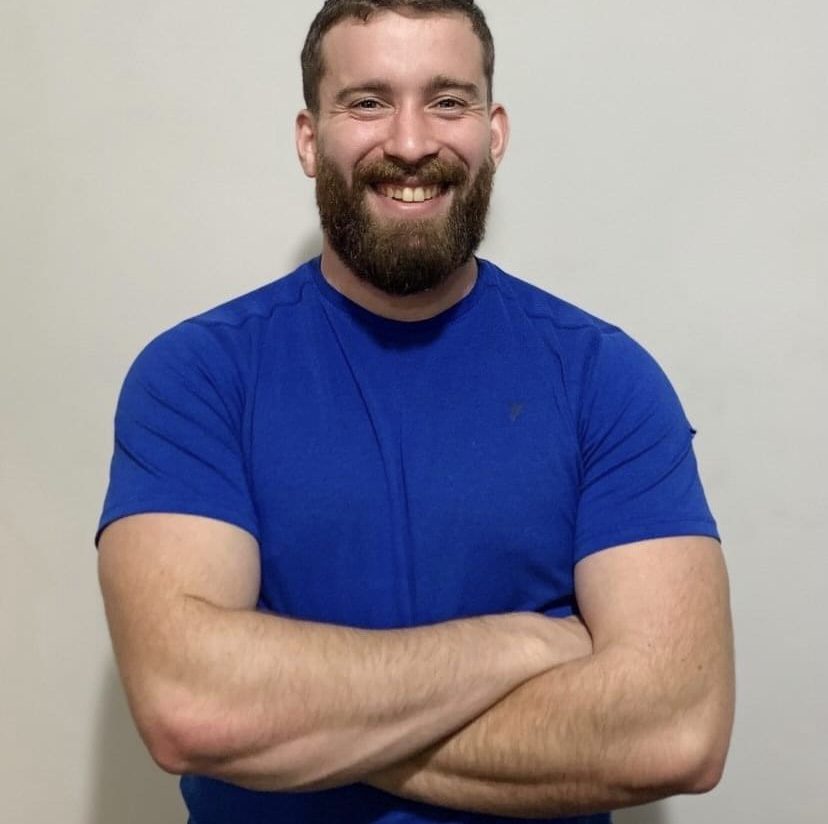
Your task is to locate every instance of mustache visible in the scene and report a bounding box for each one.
[354,158,468,188]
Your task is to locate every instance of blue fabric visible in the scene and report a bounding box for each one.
[99,257,718,823]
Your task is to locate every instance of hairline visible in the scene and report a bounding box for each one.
[303,5,494,114]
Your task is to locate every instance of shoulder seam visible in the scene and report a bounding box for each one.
[484,264,621,336]
[524,310,622,335]
[183,277,315,333]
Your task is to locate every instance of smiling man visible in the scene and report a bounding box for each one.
[298,4,506,311]
[97,2,734,823]
[302,9,502,302]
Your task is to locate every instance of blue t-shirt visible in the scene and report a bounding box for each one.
[99,257,719,824]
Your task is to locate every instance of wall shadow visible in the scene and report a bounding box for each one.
[614,802,672,824]
[289,231,323,270]
[88,664,185,824]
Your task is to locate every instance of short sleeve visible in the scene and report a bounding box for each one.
[96,322,259,545]
[573,329,719,562]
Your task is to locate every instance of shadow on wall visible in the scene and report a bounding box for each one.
[291,231,323,271]
[88,664,184,824]
[614,802,671,824]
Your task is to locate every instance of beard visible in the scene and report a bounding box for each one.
[314,150,495,297]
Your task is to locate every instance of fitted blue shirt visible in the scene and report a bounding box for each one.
[99,257,718,823]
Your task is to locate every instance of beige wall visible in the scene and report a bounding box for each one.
[2,2,826,821]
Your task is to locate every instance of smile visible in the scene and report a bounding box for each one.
[374,183,443,203]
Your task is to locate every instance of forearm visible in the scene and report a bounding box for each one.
[367,642,734,817]
[140,600,559,791]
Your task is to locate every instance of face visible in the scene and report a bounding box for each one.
[296,11,509,295]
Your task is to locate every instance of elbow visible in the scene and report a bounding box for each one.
[144,718,193,776]
[677,692,735,794]
[123,676,360,790]
[652,718,733,796]
[681,723,732,794]
[141,706,254,778]
[688,756,727,795]
[143,714,343,792]
[132,687,322,790]
[127,683,234,777]
[674,735,727,794]
[133,694,203,776]
[622,696,734,798]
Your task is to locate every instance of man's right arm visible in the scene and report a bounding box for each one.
[98,513,591,792]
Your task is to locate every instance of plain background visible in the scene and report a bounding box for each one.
[2,1,826,822]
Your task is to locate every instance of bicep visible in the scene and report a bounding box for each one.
[575,535,731,656]
[575,536,734,748]
[574,537,734,787]
[98,513,260,672]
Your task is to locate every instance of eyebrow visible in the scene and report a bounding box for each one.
[334,81,393,106]
[425,75,482,101]
[333,75,483,106]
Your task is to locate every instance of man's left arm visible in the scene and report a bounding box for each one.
[364,535,735,818]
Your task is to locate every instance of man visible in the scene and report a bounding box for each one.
[97,1,734,822]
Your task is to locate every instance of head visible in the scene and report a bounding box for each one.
[296,1,508,296]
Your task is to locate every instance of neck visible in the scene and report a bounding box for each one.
[319,240,478,322]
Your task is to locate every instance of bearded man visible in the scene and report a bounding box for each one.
[97,2,735,823]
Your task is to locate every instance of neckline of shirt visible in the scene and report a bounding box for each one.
[307,255,489,336]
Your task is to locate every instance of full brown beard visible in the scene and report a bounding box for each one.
[315,151,495,296]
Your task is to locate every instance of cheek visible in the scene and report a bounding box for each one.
[438,124,494,167]
[324,121,389,163]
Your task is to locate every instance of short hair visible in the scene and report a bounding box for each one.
[301,0,495,113]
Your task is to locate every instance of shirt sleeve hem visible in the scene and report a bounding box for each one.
[95,501,261,547]
[575,519,721,564]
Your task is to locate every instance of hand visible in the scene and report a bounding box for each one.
[513,612,593,671]
[547,615,593,667]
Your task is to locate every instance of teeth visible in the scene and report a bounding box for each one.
[379,184,440,202]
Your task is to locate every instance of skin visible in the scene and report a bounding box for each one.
[99,514,593,791]
[295,11,509,320]
[98,9,735,818]
[363,536,735,816]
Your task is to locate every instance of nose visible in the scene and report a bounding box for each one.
[382,103,440,168]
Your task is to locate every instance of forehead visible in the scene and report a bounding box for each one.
[319,11,485,97]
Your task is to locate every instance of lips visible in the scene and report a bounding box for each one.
[358,158,466,206]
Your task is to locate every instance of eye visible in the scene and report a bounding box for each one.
[348,98,390,119]
[434,97,466,113]
[353,98,383,111]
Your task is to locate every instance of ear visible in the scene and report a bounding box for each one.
[488,103,510,169]
[295,109,318,178]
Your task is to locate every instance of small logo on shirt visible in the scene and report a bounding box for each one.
[509,403,525,423]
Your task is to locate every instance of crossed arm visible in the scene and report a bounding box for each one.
[364,535,734,817]
[98,514,734,817]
